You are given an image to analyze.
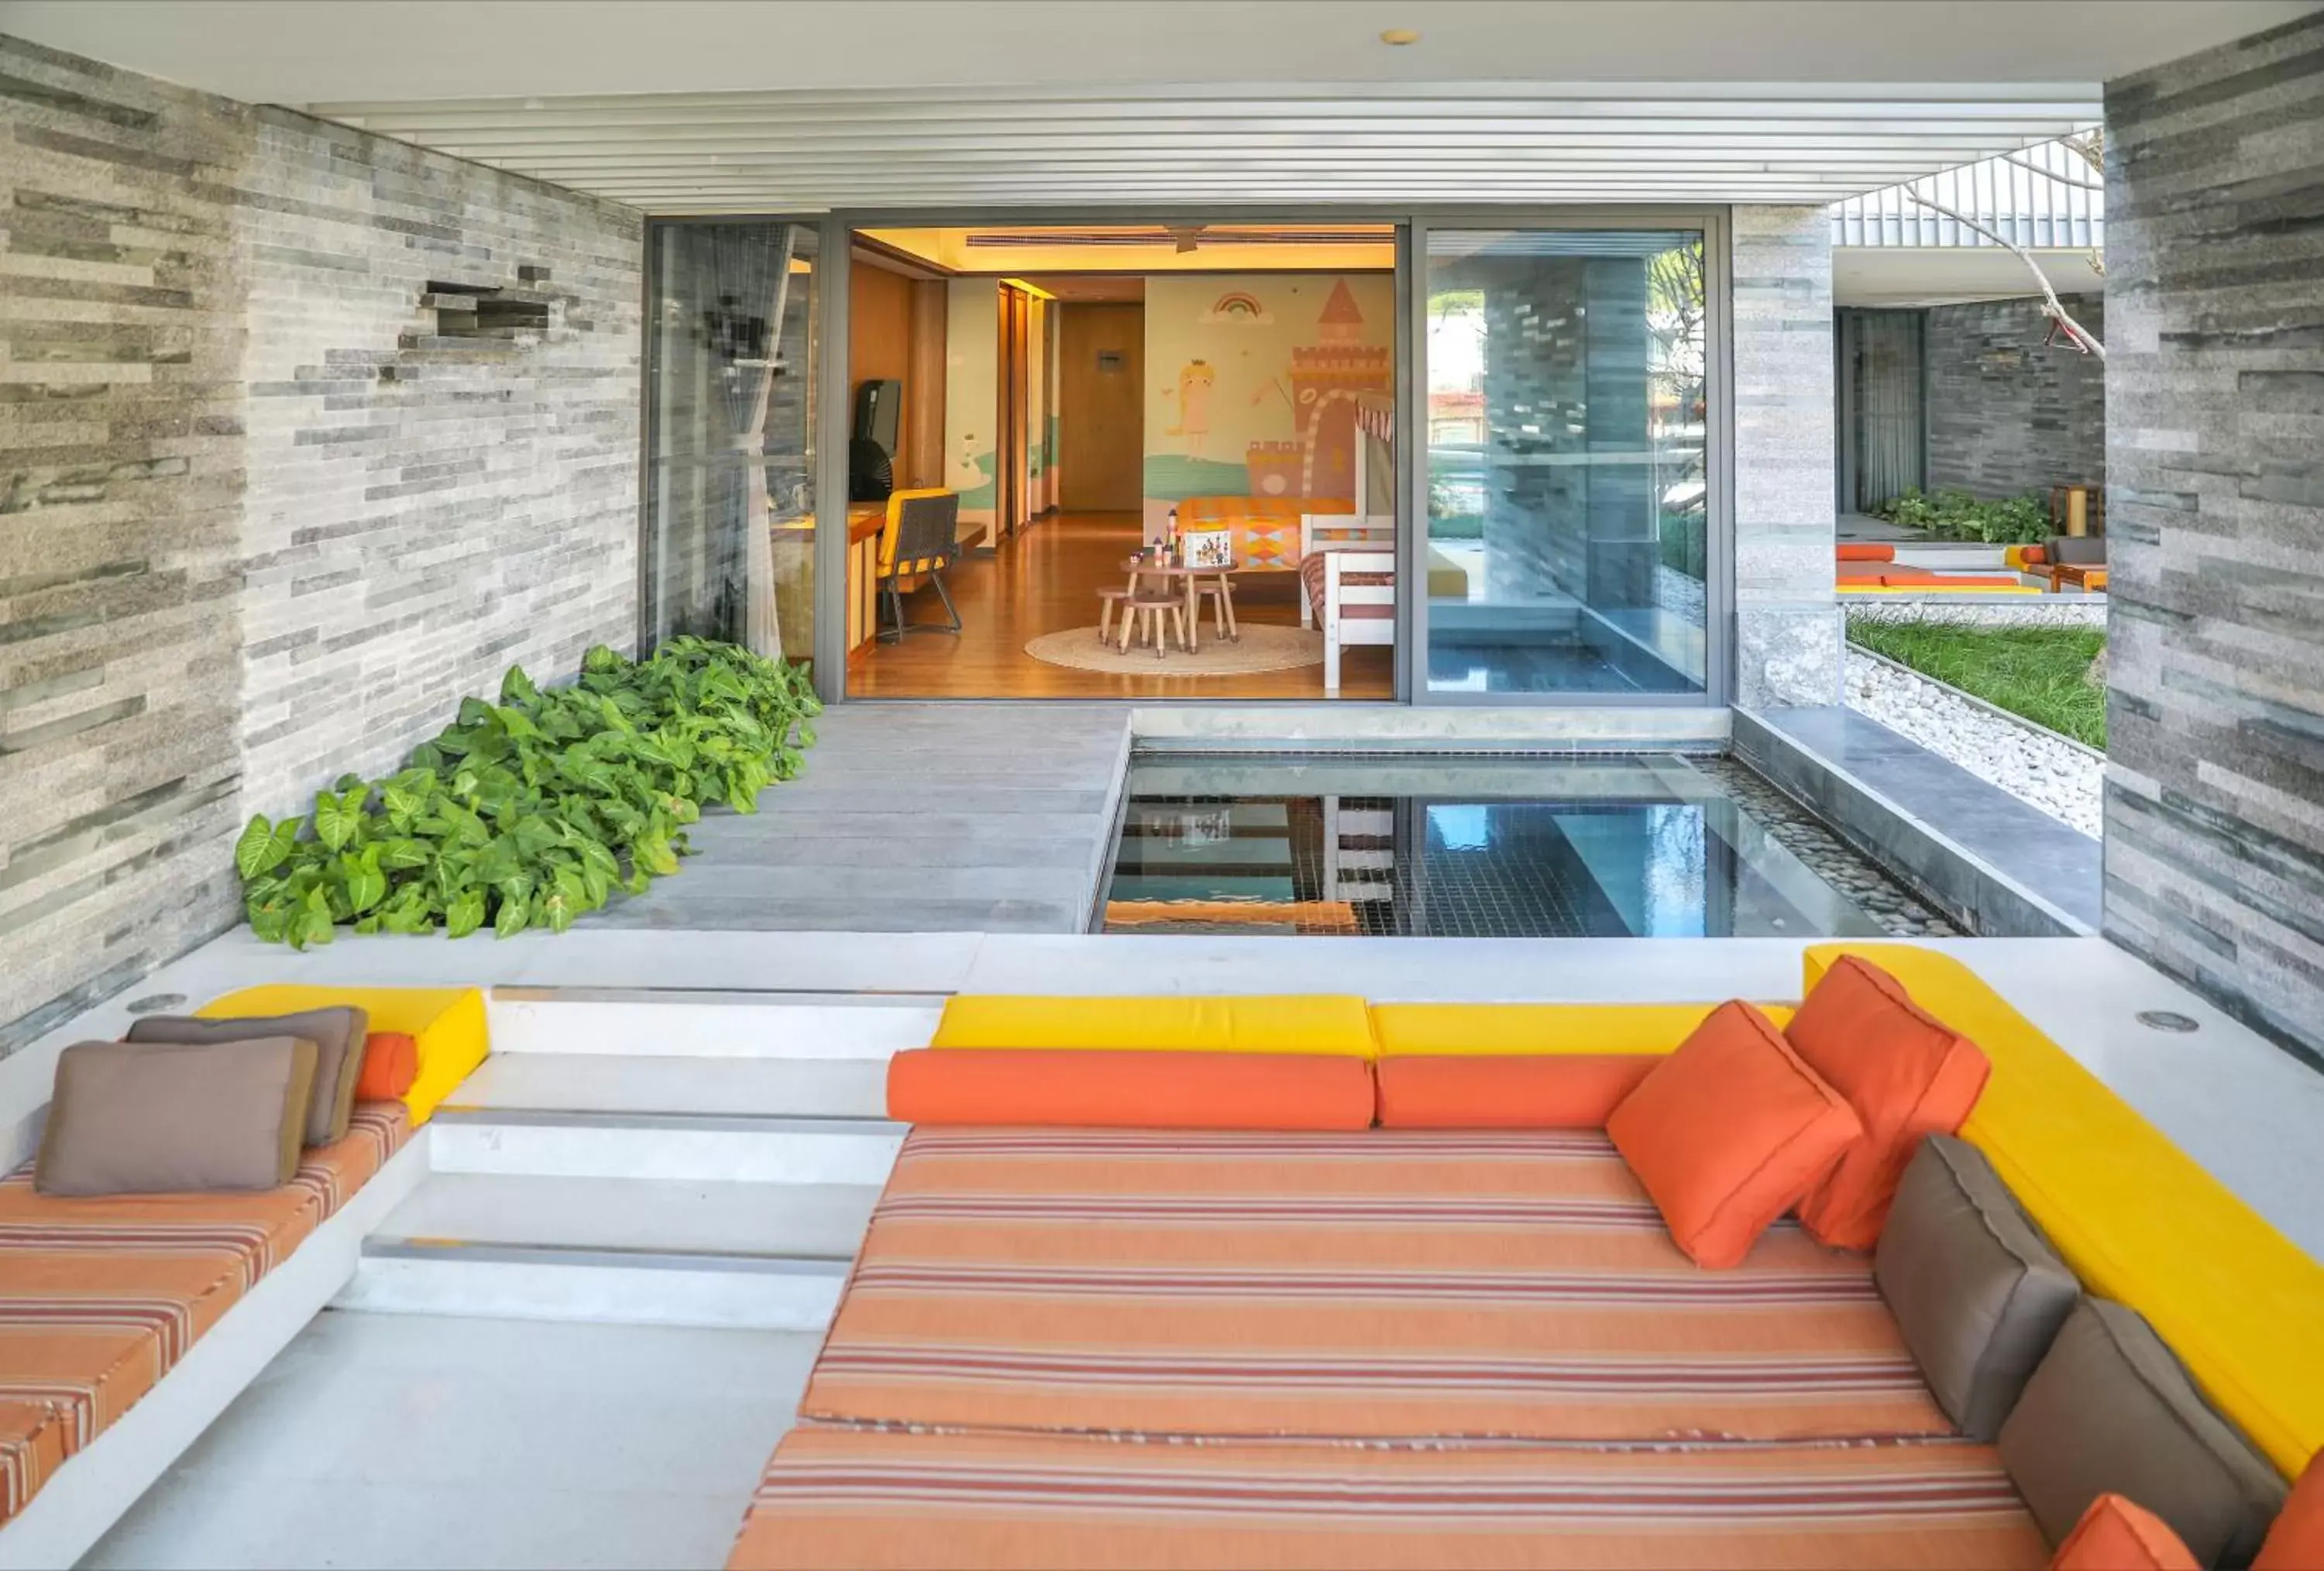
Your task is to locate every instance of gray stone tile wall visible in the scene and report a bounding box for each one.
[2102,10,2324,1071]
[0,33,643,1054]
[1732,206,1841,709]
[1926,292,2106,500]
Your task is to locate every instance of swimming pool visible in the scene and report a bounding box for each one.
[1102,754,1954,938]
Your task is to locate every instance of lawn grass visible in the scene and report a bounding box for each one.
[1848,619,2108,749]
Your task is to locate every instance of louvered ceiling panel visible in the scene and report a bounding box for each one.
[308,82,2102,214]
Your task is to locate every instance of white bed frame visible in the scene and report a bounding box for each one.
[1299,394,1397,693]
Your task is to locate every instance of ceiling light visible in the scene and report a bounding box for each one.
[1379,28,1421,45]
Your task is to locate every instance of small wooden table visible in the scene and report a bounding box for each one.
[1119,555,1239,654]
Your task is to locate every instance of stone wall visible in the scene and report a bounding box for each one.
[0,33,643,1054]
[1925,292,2106,500]
[2102,9,2324,1071]
[1731,206,1840,709]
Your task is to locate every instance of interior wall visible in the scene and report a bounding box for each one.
[0,31,643,1054]
[1923,292,2106,500]
[848,256,914,481]
[2102,10,2324,1071]
[943,277,998,539]
[1140,273,1394,539]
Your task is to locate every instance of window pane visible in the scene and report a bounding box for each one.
[1425,229,1707,696]
[644,221,819,662]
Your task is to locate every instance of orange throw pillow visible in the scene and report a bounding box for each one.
[2256,1450,2324,1570]
[1784,955,1990,1250]
[2052,1495,2202,1571]
[1605,1001,1862,1269]
[886,1049,1375,1131]
[1377,1055,1656,1129]
[352,1031,418,1102]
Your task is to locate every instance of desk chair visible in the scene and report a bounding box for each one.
[876,488,963,641]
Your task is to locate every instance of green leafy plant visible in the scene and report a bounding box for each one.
[235,638,820,947]
[1848,617,2107,748]
[1874,488,2051,545]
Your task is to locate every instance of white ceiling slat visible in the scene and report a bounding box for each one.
[301,77,2102,214]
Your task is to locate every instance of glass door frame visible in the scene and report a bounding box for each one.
[1397,208,1733,708]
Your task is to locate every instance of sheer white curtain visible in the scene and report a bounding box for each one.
[1852,311,1923,511]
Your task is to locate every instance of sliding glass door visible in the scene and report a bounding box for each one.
[642,220,821,663]
[1417,225,1713,699]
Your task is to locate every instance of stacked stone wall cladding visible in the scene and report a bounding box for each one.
[1732,205,1841,709]
[1924,292,2106,501]
[2102,9,2324,1071]
[0,33,642,1054]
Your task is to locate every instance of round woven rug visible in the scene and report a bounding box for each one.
[1023,623,1324,676]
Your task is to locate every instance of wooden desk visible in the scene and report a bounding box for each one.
[847,502,885,655]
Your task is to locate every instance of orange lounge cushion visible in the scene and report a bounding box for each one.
[2052,1496,2202,1571]
[1837,543,1896,562]
[1786,954,1991,1251]
[1376,1055,1656,1129]
[2257,1451,2324,1570]
[885,1049,1376,1131]
[1606,1000,1862,1269]
[354,1032,419,1101]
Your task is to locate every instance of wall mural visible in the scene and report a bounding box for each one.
[1142,273,1394,537]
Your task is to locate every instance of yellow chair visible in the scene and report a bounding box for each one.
[875,489,962,641]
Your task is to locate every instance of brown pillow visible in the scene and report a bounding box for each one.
[1999,1298,2286,1566]
[36,1037,318,1196]
[1875,1135,2079,1441]
[129,1006,368,1146]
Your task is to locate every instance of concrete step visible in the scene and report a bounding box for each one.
[427,1108,905,1184]
[443,1053,891,1119]
[336,1172,882,1329]
[486,990,941,1060]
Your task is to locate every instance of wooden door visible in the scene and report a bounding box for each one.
[1058,303,1144,512]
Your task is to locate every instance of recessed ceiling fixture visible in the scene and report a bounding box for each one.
[1379,28,1421,45]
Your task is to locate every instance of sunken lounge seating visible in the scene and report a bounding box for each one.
[725,949,2324,1571]
[0,986,486,1566]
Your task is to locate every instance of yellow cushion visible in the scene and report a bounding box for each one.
[1370,1002,1793,1057]
[198,985,488,1128]
[1803,944,2322,1478]
[931,995,1376,1058]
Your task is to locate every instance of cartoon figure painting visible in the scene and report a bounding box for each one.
[1164,359,1215,452]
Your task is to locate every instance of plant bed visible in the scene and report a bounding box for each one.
[1872,487,2051,545]
[235,638,820,947]
[1847,619,2106,749]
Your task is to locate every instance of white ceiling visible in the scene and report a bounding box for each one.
[1834,247,2108,308]
[3,0,2312,213]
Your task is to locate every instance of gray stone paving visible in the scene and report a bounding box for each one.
[587,704,1131,934]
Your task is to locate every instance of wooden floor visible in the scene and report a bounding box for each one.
[848,511,1394,700]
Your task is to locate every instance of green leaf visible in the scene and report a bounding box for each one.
[444,889,486,940]
[493,889,531,939]
[496,703,541,741]
[501,665,541,706]
[292,888,336,951]
[635,832,680,878]
[341,847,387,914]
[235,814,292,880]
[311,790,356,851]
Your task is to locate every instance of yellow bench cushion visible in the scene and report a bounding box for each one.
[198,985,488,1127]
[1371,1002,1793,1057]
[1804,944,2323,1478]
[931,995,1376,1059]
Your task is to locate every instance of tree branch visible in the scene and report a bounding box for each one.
[2003,153,2104,191]
[1903,191,2106,359]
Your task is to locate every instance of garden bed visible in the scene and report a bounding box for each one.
[1846,617,2106,748]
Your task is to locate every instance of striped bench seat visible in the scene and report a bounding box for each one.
[731,1424,2047,1571]
[0,1103,410,1528]
[798,1126,1952,1446]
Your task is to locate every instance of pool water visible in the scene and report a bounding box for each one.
[1102,754,1952,938]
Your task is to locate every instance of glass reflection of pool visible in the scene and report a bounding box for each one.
[1102,754,1950,938]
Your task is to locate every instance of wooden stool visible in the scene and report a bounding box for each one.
[1119,593,1185,657]
[1096,588,1132,644]
[1191,573,1238,642]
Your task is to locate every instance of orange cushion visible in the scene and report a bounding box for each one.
[2256,1451,2324,1570]
[885,1049,1376,1131]
[1604,1001,1862,1269]
[1836,568,1890,583]
[352,1032,419,1102]
[2052,1495,2202,1571]
[1785,955,1991,1251]
[2023,545,2051,565]
[1376,1055,1656,1129]
[1837,543,1896,562]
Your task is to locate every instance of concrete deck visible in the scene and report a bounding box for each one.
[585,704,1131,935]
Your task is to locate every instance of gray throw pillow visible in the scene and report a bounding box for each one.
[129,1006,368,1146]
[36,1037,318,1196]
[1999,1297,2286,1566]
[1875,1134,2079,1440]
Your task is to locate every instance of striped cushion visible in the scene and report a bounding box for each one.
[0,1102,409,1526]
[1298,552,1396,620]
[800,1127,1952,1445]
[731,1425,2047,1570]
